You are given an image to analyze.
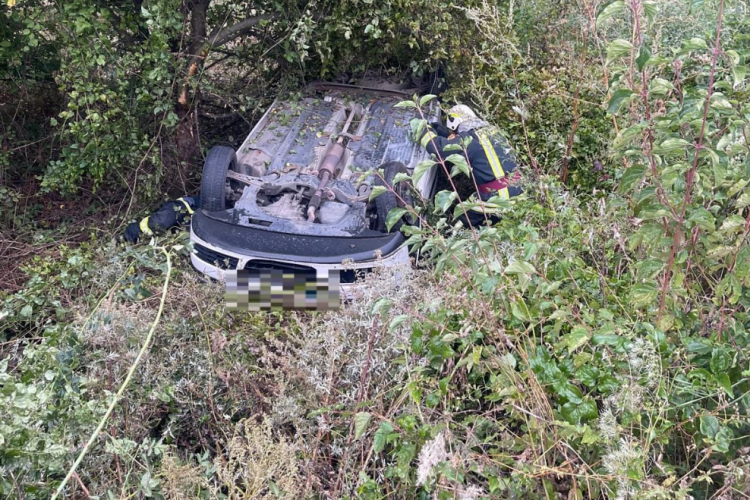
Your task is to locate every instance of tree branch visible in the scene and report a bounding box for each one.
[207,13,277,49]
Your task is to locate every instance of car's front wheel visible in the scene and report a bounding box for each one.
[200,146,237,212]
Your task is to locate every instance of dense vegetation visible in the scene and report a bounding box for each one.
[2,0,750,498]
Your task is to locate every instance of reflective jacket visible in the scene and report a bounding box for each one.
[143,196,199,234]
[419,124,522,199]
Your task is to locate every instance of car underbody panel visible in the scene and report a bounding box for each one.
[191,84,437,278]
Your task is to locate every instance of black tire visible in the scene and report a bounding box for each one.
[374,161,416,233]
[200,146,237,212]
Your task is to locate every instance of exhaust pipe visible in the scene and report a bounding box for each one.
[306,104,363,222]
[307,142,345,222]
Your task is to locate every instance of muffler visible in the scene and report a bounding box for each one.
[307,142,345,222]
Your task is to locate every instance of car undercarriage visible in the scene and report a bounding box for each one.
[190,80,438,282]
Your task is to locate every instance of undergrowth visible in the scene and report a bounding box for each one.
[2,0,750,499]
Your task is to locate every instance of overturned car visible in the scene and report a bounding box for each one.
[190,82,438,284]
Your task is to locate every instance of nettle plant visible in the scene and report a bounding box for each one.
[369,3,750,491]
[602,0,750,326]
[602,0,750,447]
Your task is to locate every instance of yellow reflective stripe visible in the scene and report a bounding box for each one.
[477,132,504,178]
[177,197,194,215]
[420,130,437,148]
[139,217,153,235]
[477,131,510,199]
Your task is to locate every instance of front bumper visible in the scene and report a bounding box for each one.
[189,210,410,281]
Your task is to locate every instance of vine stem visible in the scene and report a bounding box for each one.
[51,247,173,500]
[657,0,725,320]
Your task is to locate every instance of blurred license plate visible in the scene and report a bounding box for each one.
[225,269,341,311]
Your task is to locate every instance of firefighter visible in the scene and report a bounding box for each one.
[123,196,200,243]
[419,104,522,226]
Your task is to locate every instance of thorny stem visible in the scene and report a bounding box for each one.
[73,472,91,498]
[657,0,725,320]
[330,317,380,497]
[631,0,678,220]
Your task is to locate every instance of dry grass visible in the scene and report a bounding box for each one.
[215,418,301,500]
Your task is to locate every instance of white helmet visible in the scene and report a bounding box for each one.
[446,104,477,131]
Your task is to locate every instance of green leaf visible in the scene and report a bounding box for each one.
[607,89,635,114]
[613,123,646,149]
[434,190,457,214]
[369,185,387,201]
[735,192,750,210]
[394,100,417,109]
[700,415,719,439]
[140,471,157,497]
[596,1,625,29]
[389,314,409,332]
[354,412,372,440]
[412,159,435,186]
[710,94,733,111]
[687,208,715,231]
[728,179,749,198]
[511,301,531,321]
[419,94,437,106]
[630,283,658,308]
[707,246,735,259]
[20,304,32,317]
[268,481,281,497]
[716,373,734,398]
[385,208,408,231]
[654,137,691,154]
[410,117,427,141]
[649,78,674,96]
[689,0,705,12]
[505,260,536,274]
[719,215,744,233]
[561,326,590,351]
[636,258,664,279]
[732,65,747,88]
[444,154,470,178]
[713,426,733,453]
[710,348,731,375]
[372,297,392,316]
[726,50,741,66]
[618,164,647,192]
[636,44,651,71]
[392,172,411,185]
[372,422,394,453]
[561,397,598,424]
[643,1,657,22]
[606,39,633,64]
[681,37,708,52]
[582,425,600,445]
